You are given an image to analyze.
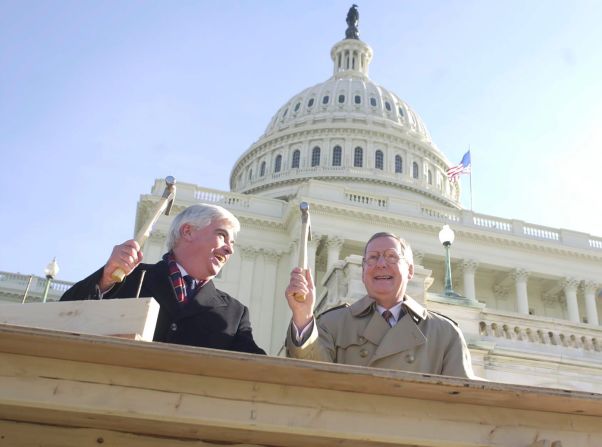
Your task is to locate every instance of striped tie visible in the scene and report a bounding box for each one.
[382,310,394,327]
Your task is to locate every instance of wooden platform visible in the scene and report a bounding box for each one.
[0,323,600,446]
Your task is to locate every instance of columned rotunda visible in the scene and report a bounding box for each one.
[133,9,600,391]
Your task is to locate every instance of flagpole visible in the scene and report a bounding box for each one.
[468,146,473,211]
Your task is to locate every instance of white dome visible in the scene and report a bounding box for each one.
[230,31,460,208]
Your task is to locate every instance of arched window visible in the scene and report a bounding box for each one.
[332,145,342,166]
[412,162,419,179]
[375,150,384,170]
[307,98,314,107]
[260,161,266,177]
[274,154,282,173]
[294,102,301,112]
[322,95,329,104]
[311,146,321,167]
[354,95,361,104]
[385,101,392,111]
[428,169,433,185]
[292,150,300,168]
[338,94,345,104]
[248,169,253,180]
[370,97,377,107]
[354,147,363,167]
[395,155,402,173]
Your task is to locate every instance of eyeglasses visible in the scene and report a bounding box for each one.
[363,249,402,266]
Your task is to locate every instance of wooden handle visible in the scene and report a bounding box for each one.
[110,267,126,283]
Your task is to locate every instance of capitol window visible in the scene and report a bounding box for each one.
[260,161,266,177]
[370,97,377,107]
[308,98,314,107]
[428,169,432,185]
[294,102,301,112]
[311,147,321,167]
[354,147,363,167]
[398,106,404,117]
[332,146,342,166]
[395,155,403,173]
[375,150,384,170]
[274,154,282,173]
[354,95,361,104]
[322,95,329,104]
[338,94,345,104]
[292,150,300,168]
[385,101,392,111]
[248,169,253,180]
[412,162,419,179]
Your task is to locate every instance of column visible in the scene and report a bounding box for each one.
[460,259,478,302]
[237,246,258,307]
[511,269,530,315]
[260,249,281,352]
[583,281,600,326]
[562,278,580,323]
[307,232,321,275]
[326,236,344,272]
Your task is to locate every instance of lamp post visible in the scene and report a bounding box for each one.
[42,257,60,303]
[438,225,457,297]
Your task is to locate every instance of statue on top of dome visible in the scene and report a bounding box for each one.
[345,4,360,40]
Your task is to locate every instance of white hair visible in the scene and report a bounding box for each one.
[166,204,240,250]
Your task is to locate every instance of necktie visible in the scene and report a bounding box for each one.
[382,310,394,327]
[183,275,196,299]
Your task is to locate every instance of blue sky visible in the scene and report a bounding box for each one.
[1,0,601,282]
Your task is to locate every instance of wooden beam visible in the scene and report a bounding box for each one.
[0,324,600,446]
[0,298,159,340]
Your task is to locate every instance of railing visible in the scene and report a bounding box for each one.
[418,204,601,251]
[345,191,387,209]
[523,225,560,241]
[478,309,602,355]
[0,272,73,301]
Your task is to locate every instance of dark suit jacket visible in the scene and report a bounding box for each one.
[60,260,265,355]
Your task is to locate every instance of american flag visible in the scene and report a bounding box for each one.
[447,150,471,182]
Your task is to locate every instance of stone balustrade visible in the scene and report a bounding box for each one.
[0,271,73,303]
[150,181,602,253]
[479,308,602,354]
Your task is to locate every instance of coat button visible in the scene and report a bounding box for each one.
[405,353,415,363]
[170,323,178,331]
[359,348,369,358]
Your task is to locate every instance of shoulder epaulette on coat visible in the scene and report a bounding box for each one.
[317,303,350,319]
[429,310,459,326]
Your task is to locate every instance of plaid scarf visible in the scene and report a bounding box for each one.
[163,252,189,304]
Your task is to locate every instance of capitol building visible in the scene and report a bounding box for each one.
[3,8,601,393]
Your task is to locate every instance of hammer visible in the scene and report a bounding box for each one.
[111,176,177,283]
[292,202,312,302]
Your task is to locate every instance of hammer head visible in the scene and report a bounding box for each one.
[299,201,311,240]
[163,176,177,215]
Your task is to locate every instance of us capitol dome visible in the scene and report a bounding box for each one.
[230,6,459,209]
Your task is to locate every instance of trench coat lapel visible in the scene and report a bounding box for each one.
[369,315,426,365]
[366,295,428,366]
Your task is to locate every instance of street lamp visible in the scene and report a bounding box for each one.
[42,257,60,303]
[438,225,458,297]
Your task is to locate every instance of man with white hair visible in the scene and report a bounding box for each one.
[61,204,265,354]
[284,232,474,377]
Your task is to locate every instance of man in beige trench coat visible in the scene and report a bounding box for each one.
[285,232,475,378]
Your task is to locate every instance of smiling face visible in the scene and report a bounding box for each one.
[362,235,414,308]
[173,218,235,281]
